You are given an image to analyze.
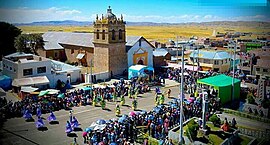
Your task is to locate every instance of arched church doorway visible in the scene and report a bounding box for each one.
[137,59,144,65]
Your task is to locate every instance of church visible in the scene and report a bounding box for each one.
[37,6,154,78]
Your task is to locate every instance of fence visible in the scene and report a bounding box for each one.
[220,130,239,145]
[238,127,270,139]
[222,108,270,123]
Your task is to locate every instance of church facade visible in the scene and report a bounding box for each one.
[37,7,154,78]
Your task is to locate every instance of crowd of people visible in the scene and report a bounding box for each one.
[80,86,221,145]
[0,67,227,145]
[0,77,150,121]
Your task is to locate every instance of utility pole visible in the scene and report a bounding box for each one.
[90,59,93,88]
[232,41,236,102]
[179,36,184,144]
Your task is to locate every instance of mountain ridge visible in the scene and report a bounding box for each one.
[14,20,270,27]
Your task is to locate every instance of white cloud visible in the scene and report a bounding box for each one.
[229,15,269,21]
[0,7,86,23]
[0,7,268,23]
[122,14,212,23]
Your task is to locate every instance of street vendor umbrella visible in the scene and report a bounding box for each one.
[189,97,195,103]
[148,114,154,120]
[140,110,147,115]
[118,117,125,123]
[93,124,106,131]
[129,111,136,117]
[82,87,92,91]
[171,104,177,108]
[110,143,117,145]
[38,90,49,97]
[57,93,65,98]
[85,127,92,132]
[96,119,106,125]
[153,107,161,113]
[121,114,128,119]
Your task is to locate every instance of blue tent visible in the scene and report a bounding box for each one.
[128,65,154,79]
[0,75,12,91]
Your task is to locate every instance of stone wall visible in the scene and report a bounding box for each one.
[221,130,239,145]
[84,71,109,83]
[238,127,270,139]
[242,103,269,117]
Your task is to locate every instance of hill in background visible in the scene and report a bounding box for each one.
[15,20,270,42]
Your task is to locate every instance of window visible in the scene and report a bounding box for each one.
[9,67,12,71]
[256,68,260,72]
[203,59,210,64]
[112,29,115,40]
[14,69,16,73]
[214,60,219,65]
[119,29,122,40]
[96,29,99,39]
[221,60,223,64]
[54,52,58,58]
[263,69,268,73]
[139,39,142,47]
[3,64,5,67]
[225,59,228,63]
[71,49,74,54]
[23,68,33,76]
[102,30,105,40]
[37,66,46,74]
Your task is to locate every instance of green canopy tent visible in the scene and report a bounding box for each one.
[38,90,49,97]
[197,74,240,104]
[57,93,65,98]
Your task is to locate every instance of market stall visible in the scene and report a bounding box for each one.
[197,74,240,104]
[128,65,154,79]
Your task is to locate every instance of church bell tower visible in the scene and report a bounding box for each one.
[93,6,127,77]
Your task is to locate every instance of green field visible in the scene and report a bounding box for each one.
[18,25,270,43]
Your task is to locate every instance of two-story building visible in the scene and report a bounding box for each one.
[189,50,232,72]
[2,52,81,88]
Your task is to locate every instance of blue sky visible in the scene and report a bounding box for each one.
[0,0,269,23]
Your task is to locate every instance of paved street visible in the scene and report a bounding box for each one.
[0,85,181,145]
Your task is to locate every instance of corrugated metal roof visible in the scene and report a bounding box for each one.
[5,52,33,58]
[43,41,63,50]
[153,49,169,57]
[42,32,142,50]
[190,51,231,60]
[126,36,142,46]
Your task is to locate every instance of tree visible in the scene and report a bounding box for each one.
[209,114,221,126]
[0,22,21,59]
[187,119,199,141]
[14,33,44,54]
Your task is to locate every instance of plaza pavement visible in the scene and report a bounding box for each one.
[0,83,181,145]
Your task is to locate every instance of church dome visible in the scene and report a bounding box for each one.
[104,6,117,20]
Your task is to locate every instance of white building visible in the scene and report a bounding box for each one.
[2,52,81,88]
[126,36,154,68]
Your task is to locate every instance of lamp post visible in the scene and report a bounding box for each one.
[229,40,236,103]
[232,41,236,102]
[91,59,93,87]
[178,36,185,144]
